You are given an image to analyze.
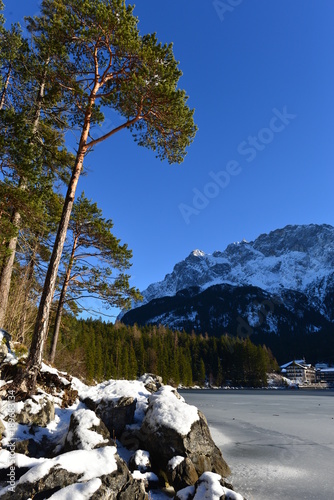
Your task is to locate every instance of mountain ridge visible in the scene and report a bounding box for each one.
[122,223,334,317]
[120,224,334,363]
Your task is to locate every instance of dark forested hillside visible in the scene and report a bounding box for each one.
[48,315,279,387]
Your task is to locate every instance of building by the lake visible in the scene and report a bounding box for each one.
[281,359,316,383]
[281,359,334,385]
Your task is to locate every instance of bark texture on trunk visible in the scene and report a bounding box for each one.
[18,243,38,344]
[26,155,83,379]
[0,210,20,328]
[49,234,78,364]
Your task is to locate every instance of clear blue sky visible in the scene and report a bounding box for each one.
[5,1,334,316]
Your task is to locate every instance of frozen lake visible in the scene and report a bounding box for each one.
[181,390,334,500]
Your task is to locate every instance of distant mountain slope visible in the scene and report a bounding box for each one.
[120,224,334,363]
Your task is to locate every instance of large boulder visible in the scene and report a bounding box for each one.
[64,408,110,451]
[167,456,198,491]
[0,446,146,500]
[85,395,137,438]
[139,386,230,490]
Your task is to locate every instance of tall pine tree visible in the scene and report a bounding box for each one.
[18,0,196,394]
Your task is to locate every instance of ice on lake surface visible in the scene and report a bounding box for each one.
[181,390,334,500]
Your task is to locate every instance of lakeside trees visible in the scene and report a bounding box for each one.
[52,316,278,387]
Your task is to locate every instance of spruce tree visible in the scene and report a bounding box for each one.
[49,192,141,363]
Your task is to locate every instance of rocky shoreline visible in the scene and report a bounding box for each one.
[0,357,246,499]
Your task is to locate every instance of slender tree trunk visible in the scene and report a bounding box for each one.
[19,242,38,343]
[49,234,78,364]
[0,66,11,110]
[20,117,91,394]
[0,210,20,328]
[13,71,98,395]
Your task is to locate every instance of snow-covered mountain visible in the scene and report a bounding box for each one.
[121,224,334,362]
[125,224,334,316]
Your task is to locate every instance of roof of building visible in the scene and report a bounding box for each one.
[280,359,307,369]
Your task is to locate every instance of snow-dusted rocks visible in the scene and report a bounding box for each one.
[0,365,242,498]
[80,379,151,438]
[64,408,110,451]
[15,396,55,427]
[0,447,146,500]
[140,386,231,484]
[143,386,200,435]
[176,472,245,500]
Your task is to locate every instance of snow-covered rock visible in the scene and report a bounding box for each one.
[139,386,231,483]
[0,363,245,499]
[0,447,146,500]
[15,396,55,427]
[176,471,245,500]
[63,408,110,451]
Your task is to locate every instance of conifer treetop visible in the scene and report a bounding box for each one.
[28,0,197,163]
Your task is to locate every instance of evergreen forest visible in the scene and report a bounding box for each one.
[45,315,279,387]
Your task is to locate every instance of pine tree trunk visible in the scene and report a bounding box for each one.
[49,234,78,364]
[0,210,20,328]
[18,242,38,343]
[26,153,84,377]
[14,71,97,396]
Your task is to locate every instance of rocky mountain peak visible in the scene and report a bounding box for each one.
[133,224,334,310]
